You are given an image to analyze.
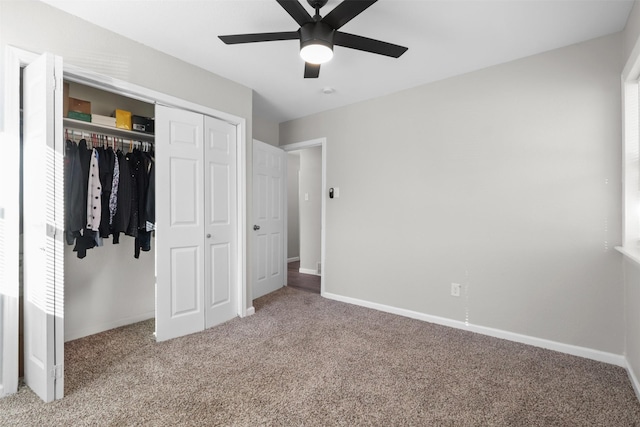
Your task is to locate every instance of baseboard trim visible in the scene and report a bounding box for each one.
[287,257,300,263]
[626,358,640,402]
[65,311,155,342]
[299,268,321,276]
[245,306,256,316]
[323,292,625,367]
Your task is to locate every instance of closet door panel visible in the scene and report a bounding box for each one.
[204,116,237,328]
[22,53,64,402]
[210,163,230,224]
[170,246,201,316]
[170,158,200,226]
[156,105,205,341]
[210,243,231,306]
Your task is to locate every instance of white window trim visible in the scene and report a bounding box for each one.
[617,41,640,266]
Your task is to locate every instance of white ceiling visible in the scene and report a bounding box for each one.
[41,0,634,123]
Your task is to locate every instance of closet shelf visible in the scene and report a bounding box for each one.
[63,118,155,142]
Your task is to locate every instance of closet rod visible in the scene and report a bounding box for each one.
[65,127,153,152]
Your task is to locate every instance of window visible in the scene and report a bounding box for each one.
[619,52,640,263]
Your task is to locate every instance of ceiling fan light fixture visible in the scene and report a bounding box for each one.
[299,21,335,65]
[300,42,333,64]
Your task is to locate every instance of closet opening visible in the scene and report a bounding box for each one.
[61,81,156,343]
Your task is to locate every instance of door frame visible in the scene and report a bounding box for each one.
[281,138,327,295]
[2,45,248,397]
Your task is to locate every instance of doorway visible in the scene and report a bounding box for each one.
[282,138,326,296]
[286,147,322,294]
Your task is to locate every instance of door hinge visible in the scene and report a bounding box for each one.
[53,70,63,92]
[46,223,57,239]
[46,224,64,241]
[50,364,63,379]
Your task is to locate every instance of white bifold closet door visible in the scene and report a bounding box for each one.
[22,52,65,402]
[155,105,237,342]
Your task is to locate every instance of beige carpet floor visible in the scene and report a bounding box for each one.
[2,286,640,426]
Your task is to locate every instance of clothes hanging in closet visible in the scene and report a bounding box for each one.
[64,135,155,259]
[126,148,155,258]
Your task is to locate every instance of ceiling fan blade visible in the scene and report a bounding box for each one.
[322,0,377,30]
[334,32,408,58]
[304,62,320,78]
[218,31,299,44]
[276,0,314,27]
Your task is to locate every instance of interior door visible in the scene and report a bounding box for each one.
[22,52,65,402]
[155,105,205,342]
[203,116,237,328]
[252,140,285,299]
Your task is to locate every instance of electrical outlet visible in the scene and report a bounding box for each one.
[451,283,461,297]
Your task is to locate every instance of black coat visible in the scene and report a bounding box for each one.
[77,139,92,228]
[64,140,85,244]
[97,147,115,238]
[111,150,131,241]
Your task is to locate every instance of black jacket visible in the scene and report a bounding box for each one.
[64,140,85,244]
[97,147,115,238]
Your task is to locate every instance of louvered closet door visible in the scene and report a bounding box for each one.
[22,52,65,402]
[203,116,237,328]
[155,105,205,342]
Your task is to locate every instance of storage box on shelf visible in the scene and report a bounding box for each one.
[113,109,132,130]
[132,115,154,134]
[67,111,91,122]
[68,97,91,114]
[92,114,116,127]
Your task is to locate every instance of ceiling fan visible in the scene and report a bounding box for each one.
[218,0,408,78]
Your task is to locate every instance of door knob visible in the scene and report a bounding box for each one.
[206,233,212,238]
[253,225,260,231]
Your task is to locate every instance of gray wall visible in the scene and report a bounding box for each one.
[287,153,300,260]
[298,147,322,274]
[281,34,624,354]
[1,0,255,337]
[253,115,279,147]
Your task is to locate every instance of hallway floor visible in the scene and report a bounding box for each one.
[287,261,320,294]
